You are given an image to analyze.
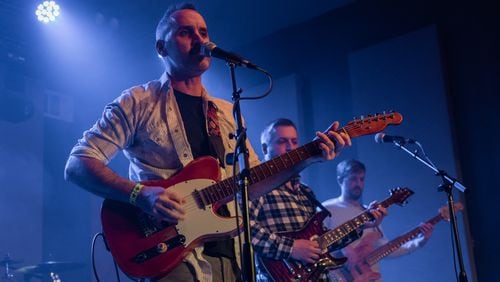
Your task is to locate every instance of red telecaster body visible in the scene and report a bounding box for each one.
[100,112,404,279]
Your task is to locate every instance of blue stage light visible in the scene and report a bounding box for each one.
[35,1,60,23]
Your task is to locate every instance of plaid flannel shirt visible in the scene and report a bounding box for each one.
[249,182,317,260]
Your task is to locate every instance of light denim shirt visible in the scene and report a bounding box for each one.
[70,73,260,281]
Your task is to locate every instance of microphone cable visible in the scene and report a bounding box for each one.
[238,68,273,101]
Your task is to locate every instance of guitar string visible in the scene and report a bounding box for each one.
[169,147,381,213]
[160,116,398,215]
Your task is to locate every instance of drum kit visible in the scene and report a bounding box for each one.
[1,254,85,282]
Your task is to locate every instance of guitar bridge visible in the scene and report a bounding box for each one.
[132,235,186,263]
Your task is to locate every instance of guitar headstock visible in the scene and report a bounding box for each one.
[438,202,464,221]
[344,112,403,138]
[388,187,414,206]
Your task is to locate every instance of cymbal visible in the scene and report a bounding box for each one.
[15,261,85,275]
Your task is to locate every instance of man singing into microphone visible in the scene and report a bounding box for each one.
[64,3,350,281]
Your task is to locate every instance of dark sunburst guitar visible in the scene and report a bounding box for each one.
[258,187,414,282]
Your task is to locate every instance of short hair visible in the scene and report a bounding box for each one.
[156,3,198,41]
[336,159,366,183]
[260,118,297,147]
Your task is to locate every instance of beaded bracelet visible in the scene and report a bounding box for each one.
[129,183,144,205]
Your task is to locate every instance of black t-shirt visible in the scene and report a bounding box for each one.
[174,89,235,258]
[174,90,213,159]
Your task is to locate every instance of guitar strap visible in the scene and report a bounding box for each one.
[204,101,235,259]
[206,101,226,168]
[292,175,332,217]
[303,190,332,217]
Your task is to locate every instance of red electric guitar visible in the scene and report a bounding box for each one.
[100,112,403,279]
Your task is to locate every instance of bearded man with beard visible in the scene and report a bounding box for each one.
[322,159,433,282]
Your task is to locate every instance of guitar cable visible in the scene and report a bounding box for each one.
[91,232,123,282]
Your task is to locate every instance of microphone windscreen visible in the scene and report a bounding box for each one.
[200,42,217,57]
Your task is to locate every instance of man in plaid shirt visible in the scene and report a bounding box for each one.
[249,119,387,281]
[249,118,320,269]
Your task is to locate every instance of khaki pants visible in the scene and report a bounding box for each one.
[152,254,241,282]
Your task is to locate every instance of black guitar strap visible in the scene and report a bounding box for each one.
[303,188,332,217]
[204,100,235,258]
[291,175,332,217]
[206,101,226,169]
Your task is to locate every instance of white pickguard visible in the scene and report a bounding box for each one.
[171,178,240,246]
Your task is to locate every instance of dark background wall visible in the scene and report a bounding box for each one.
[235,1,498,281]
[0,0,497,281]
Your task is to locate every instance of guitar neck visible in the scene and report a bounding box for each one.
[318,197,400,249]
[365,214,443,266]
[197,122,367,206]
[194,140,320,206]
[194,112,403,206]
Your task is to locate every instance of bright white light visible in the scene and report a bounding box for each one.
[36,1,60,23]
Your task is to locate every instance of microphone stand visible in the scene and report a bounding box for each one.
[392,141,468,282]
[227,62,256,282]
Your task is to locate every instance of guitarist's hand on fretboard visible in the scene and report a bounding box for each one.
[363,201,388,229]
[313,121,352,162]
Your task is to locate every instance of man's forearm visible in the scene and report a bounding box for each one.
[64,155,135,202]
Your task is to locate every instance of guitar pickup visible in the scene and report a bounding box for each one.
[132,235,186,263]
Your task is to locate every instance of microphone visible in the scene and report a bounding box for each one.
[200,42,259,70]
[374,133,416,144]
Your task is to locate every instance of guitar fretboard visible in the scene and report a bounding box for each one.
[365,214,443,265]
[317,192,409,250]
[194,141,320,207]
[319,212,375,250]
[193,112,403,207]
